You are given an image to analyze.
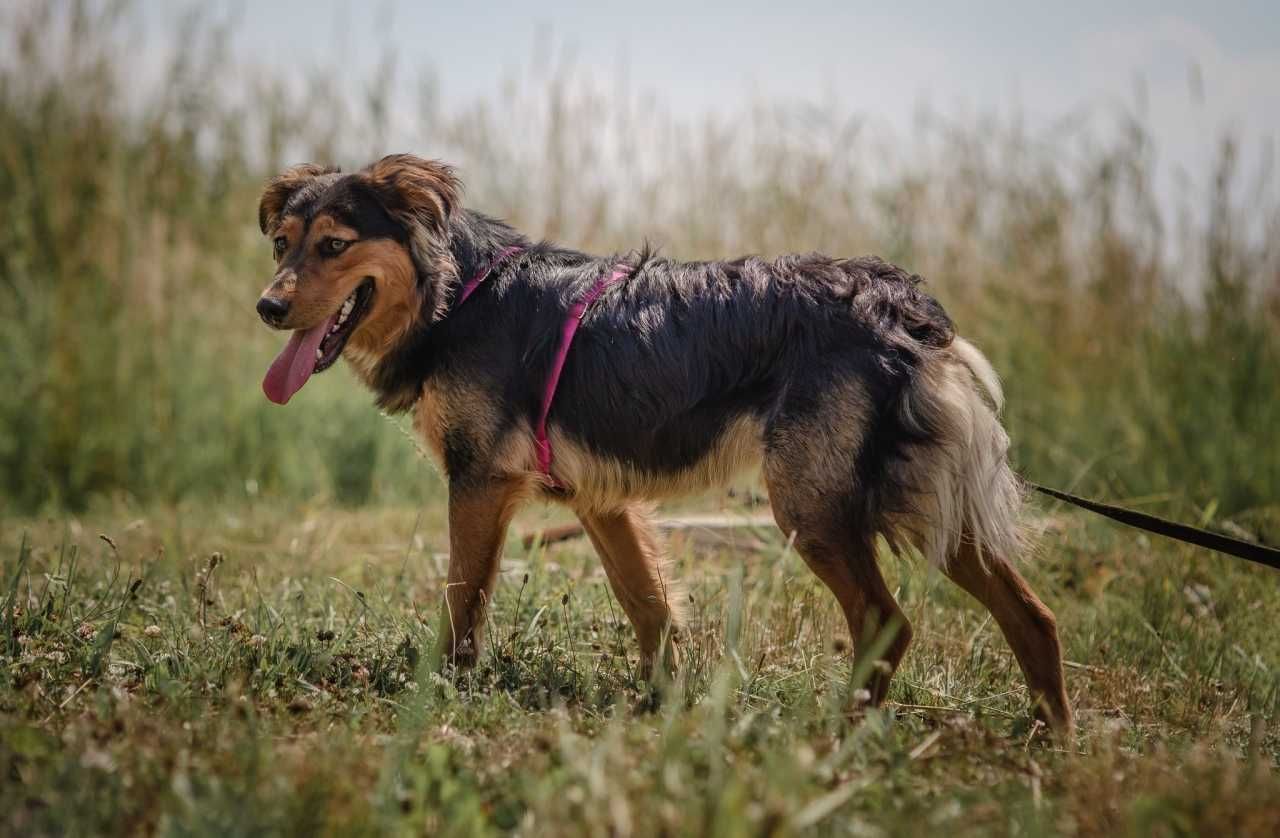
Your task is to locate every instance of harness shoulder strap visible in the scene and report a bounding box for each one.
[457,245,523,306]
[535,264,634,483]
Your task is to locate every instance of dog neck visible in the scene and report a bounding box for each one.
[354,209,532,413]
[441,210,529,307]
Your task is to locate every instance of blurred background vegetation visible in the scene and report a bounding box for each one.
[1,2,1276,526]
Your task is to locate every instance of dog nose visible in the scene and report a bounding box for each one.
[257,296,289,324]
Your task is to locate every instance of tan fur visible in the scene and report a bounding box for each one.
[272,217,304,257]
[339,239,420,357]
[254,158,1070,736]
[576,505,684,677]
[363,155,461,321]
[411,386,451,466]
[257,156,461,351]
[753,341,1064,733]
[753,380,873,508]
[944,541,1072,735]
[259,209,423,380]
[410,382,748,680]
[410,378,514,473]
[887,339,1027,570]
[949,336,1004,410]
[548,415,764,514]
[439,478,534,666]
[363,155,460,237]
[760,384,912,707]
[257,163,337,233]
[765,491,912,708]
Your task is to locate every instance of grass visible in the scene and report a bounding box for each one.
[2,496,1278,835]
[1,4,1279,834]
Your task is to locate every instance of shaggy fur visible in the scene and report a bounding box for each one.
[254,154,1072,736]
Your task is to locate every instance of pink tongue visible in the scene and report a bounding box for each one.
[262,314,336,405]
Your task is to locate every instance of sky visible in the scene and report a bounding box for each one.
[138,1,1280,201]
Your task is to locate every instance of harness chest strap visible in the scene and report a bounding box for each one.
[452,252,1279,569]
[534,265,633,482]
[454,249,633,484]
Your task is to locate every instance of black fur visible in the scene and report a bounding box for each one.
[372,211,955,503]
[282,173,406,244]
[278,173,958,524]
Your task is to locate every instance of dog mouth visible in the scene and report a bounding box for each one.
[262,279,375,405]
[314,279,374,373]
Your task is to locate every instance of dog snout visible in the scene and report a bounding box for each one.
[257,296,290,325]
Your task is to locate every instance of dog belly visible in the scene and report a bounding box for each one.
[549,414,764,512]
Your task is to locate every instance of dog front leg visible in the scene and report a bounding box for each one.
[438,478,524,668]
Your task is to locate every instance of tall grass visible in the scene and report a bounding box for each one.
[2,2,1277,524]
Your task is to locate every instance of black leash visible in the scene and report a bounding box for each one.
[1026,482,1280,572]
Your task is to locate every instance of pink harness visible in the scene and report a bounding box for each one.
[458,247,632,486]
[457,245,524,305]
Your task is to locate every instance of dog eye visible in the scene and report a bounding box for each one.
[273,236,287,257]
[325,238,350,255]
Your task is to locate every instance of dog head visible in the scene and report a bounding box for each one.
[255,154,461,404]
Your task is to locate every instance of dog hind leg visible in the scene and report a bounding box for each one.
[764,459,913,709]
[901,339,1073,736]
[944,541,1073,736]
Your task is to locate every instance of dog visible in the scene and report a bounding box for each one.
[255,154,1072,736]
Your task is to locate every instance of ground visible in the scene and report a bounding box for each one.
[2,491,1278,836]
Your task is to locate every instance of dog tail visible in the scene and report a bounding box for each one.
[887,336,1029,570]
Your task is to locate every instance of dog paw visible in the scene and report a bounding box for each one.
[442,636,479,670]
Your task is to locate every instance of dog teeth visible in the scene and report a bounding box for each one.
[320,292,360,356]
[336,295,355,327]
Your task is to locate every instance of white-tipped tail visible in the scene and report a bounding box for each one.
[888,338,1027,569]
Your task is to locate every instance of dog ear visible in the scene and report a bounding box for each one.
[258,163,339,234]
[361,155,464,323]
[361,154,462,237]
